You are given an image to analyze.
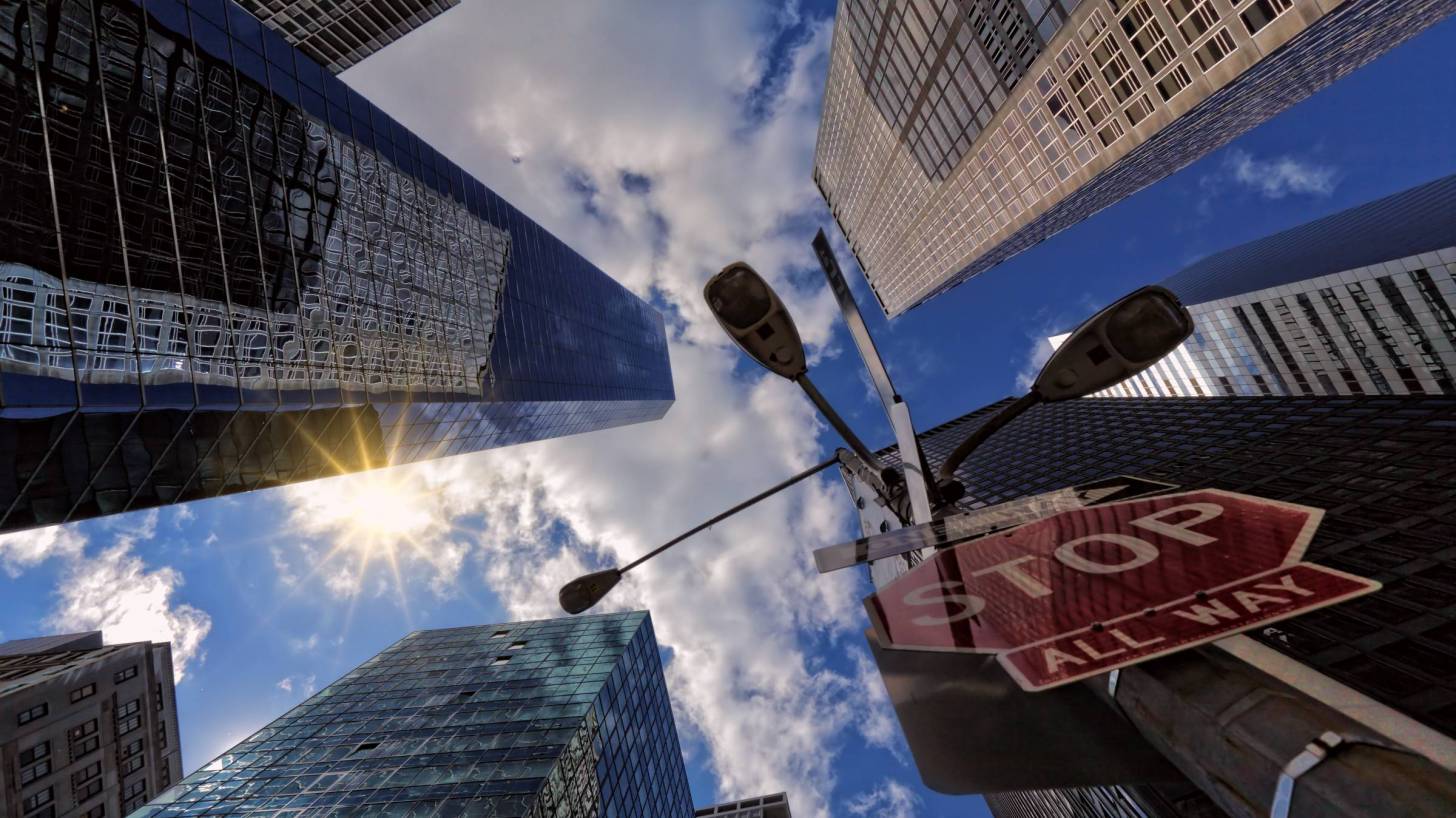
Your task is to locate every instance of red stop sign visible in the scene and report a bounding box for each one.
[865,489,1379,690]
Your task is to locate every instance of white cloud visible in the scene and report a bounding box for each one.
[1222,149,1339,199]
[326,6,904,814]
[288,633,321,653]
[46,540,212,682]
[0,526,86,577]
[0,510,212,682]
[846,779,922,818]
[276,674,318,697]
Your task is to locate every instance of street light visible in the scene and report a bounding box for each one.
[558,455,840,614]
[935,284,1193,492]
[704,262,889,475]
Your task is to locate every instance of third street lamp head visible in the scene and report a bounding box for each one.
[704,262,808,380]
[937,285,1193,486]
[1034,285,1193,401]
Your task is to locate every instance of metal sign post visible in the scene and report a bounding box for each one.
[812,230,936,523]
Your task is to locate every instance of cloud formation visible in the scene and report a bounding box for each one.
[0,525,86,577]
[847,779,922,818]
[0,510,212,682]
[317,4,905,813]
[1222,149,1339,199]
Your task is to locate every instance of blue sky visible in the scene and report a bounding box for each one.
[1,3,1453,818]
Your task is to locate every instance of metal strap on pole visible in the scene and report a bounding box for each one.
[1271,732,1344,818]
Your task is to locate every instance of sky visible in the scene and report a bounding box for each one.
[1,2,1454,817]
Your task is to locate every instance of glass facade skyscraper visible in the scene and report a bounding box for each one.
[138,612,695,818]
[814,0,1456,315]
[846,394,1456,816]
[1055,174,1456,398]
[0,0,673,534]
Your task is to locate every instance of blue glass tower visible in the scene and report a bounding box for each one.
[0,0,673,533]
[137,612,695,818]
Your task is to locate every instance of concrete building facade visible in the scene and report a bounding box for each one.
[0,632,182,818]
[233,0,460,73]
[694,792,792,818]
[814,0,1456,315]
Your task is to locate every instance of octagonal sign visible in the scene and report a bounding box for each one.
[865,489,1380,691]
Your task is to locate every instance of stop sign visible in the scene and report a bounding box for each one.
[865,489,1380,690]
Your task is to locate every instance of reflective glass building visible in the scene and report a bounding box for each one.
[138,612,695,818]
[847,394,1456,816]
[815,0,1456,314]
[1056,174,1456,398]
[0,0,673,534]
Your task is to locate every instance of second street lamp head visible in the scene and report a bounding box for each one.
[559,568,622,615]
[1034,285,1193,401]
[704,262,807,380]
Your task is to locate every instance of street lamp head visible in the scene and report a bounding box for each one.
[704,262,808,380]
[1034,285,1193,401]
[558,568,622,615]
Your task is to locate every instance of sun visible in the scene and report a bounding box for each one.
[333,471,438,545]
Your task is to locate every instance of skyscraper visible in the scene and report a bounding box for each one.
[844,394,1456,815]
[814,0,1456,315]
[1,631,182,818]
[0,0,673,534]
[695,793,793,818]
[136,612,695,818]
[233,0,460,72]
[1053,174,1456,398]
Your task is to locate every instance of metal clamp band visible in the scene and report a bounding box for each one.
[1271,731,1344,818]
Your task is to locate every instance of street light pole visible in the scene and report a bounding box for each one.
[557,454,840,614]
[795,373,883,472]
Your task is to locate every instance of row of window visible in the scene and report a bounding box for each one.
[14,664,139,727]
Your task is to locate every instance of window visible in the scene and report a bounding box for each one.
[20,758,51,785]
[117,715,141,736]
[114,665,138,684]
[75,777,103,801]
[1155,64,1192,101]
[158,720,168,748]
[350,741,380,755]
[121,737,144,758]
[509,641,528,650]
[70,683,96,703]
[69,716,100,762]
[121,780,147,813]
[18,703,48,726]
[1125,93,1155,126]
[20,740,50,765]
[73,761,102,786]
[1241,0,1291,34]
[121,754,146,775]
[82,807,105,818]
[116,698,141,719]
[492,655,511,665]
[1194,27,1237,69]
[23,787,54,812]
[71,734,100,760]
